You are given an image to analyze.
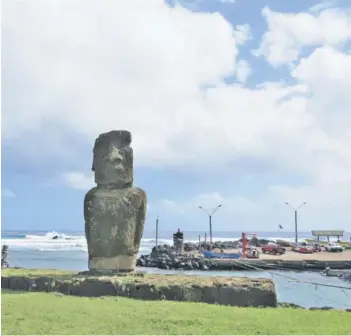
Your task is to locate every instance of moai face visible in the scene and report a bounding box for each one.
[92,130,133,188]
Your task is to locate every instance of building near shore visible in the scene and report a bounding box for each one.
[311,230,344,242]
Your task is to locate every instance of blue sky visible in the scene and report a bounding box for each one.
[2,0,351,233]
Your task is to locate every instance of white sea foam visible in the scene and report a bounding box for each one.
[2,232,186,253]
[2,231,87,252]
[2,231,315,253]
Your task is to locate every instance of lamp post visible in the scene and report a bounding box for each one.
[155,214,159,249]
[285,202,307,244]
[198,204,222,250]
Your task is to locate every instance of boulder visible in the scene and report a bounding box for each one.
[184,242,198,252]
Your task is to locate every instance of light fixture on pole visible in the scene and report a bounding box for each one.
[198,204,222,250]
[285,202,307,244]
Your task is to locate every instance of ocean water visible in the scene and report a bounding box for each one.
[2,230,351,309]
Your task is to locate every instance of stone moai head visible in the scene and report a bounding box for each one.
[92,130,133,188]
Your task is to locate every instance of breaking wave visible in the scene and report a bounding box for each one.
[2,231,87,252]
[2,230,314,253]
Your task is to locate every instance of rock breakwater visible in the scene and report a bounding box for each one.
[136,243,351,271]
[136,239,272,271]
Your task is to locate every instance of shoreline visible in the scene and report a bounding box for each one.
[137,249,351,271]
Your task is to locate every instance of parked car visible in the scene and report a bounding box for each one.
[245,247,260,259]
[294,245,314,254]
[325,243,344,253]
[311,243,322,252]
[291,242,315,251]
[290,241,310,251]
[261,243,286,255]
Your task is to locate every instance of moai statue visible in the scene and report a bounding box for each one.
[84,130,147,272]
[1,245,9,268]
[173,229,184,254]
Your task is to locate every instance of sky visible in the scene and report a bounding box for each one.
[1,0,351,233]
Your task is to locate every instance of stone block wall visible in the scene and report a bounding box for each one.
[1,273,277,308]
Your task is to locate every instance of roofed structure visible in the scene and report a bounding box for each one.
[311,230,344,242]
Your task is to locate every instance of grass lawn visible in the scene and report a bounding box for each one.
[1,268,75,277]
[2,290,350,335]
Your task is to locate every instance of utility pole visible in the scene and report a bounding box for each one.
[198,204,223,250]
[209,215,212,249]
[294,210,297,244]
[155,214,159,249]
[285,202,307,244]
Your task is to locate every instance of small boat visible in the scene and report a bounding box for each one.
[323,268,351,278]
[201,250,242,259]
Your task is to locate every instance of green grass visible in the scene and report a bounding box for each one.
[2,290,350,335]
[1,268,74,278]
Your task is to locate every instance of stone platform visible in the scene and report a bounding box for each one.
[1,268,277,307]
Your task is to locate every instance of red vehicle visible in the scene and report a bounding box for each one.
[261,243,286,255]
[294,245,314,254]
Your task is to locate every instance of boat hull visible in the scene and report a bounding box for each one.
[202,250,242,259]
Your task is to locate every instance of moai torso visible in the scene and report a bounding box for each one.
[1,245,9,268]
[84,130,147,272]
[173,230,184,254]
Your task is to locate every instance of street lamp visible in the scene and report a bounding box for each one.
[285,201,307,244]
[198,204,222,250]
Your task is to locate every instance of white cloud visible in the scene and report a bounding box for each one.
[2,0,240,167]
[309,1,336,14]
[2,1,351,229]
[2,189,15,198]
[158,184,351,231]
[291,47,351,184]
[219,0,236,4]
[61,172,94,191]
[235,60,251,83]
[158,192,259,216]
[233,24,252,45]
[256,6,351,66]
[172,0,237,11]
